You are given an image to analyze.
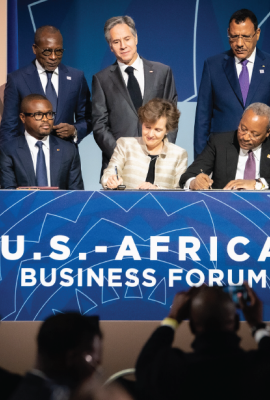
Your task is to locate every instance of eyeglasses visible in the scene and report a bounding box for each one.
[35,45,64,57]
[238,125,261,139]
[227,31,257,42]
[23,111,56,121]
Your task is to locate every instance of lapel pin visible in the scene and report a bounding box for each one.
[149,70,153,73]
[260,70,265,74]
[262,65,265,67]
[67,76,71,80]
[267,154,270,158]
[57,149,60,151]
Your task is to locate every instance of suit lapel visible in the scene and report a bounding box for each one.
[260,137,270,176]
[246,49,267,106]
[49,135,62,186]
[142,58,156,105]
[109,62,137,116]
[223,52,244,107]
[56,64,71,124]
[226,131,240,182]
[22,61,45,95]
[16,136,36,185]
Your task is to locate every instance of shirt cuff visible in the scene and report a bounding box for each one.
[161,318,179,330]
[184,177,196,190]
[259,178,269,190]
[73,128,78,143]
[254,327,270,343]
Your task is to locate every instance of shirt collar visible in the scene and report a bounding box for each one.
[25,130,50,150]
[239,142,261,160]
[118,54,143,73]
[235,47,256,65]
[35,59,59,75]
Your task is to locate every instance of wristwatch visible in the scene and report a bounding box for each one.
[255,179,265,190]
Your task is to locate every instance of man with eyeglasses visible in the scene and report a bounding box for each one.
[194,9,270,159]
[0,94,84,190]
[0,25,92,145]
[180,103,270,190]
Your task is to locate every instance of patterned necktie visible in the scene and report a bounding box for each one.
[35,141,48,186]
[244,150,256,180]
[239,59,249,106]
[45,71,58,112]
[125,66,143,111]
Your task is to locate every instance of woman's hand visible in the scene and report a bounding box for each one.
[136,182,158,190]
[106,175,123,189]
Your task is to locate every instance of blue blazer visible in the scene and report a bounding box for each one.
[0,134,84,190]
[0,61,92,145]
[194,48,270,158]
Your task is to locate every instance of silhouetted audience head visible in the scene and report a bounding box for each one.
[189,286,239,334]
[36,313,102,389]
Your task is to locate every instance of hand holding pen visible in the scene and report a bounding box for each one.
[106,166,124,189]
[190,169,213,190]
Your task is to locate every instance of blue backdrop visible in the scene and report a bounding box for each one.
[1,191,270,321]
[6,0,270,190]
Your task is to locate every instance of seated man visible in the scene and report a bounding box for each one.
[10,313,102,400]
[136,284,270,400]
[0,94,84,190]
[180,102,270,190]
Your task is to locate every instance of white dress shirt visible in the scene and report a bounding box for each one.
[185,143,268,190]
[118,55,144,97]
[35,60,59,95]
[25,131,51,186]
[235,47,256,83]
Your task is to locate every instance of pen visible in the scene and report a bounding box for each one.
[200,169,212,190]
[115,166,119,180]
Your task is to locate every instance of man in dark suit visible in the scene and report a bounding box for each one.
[0,25,92,145]
[181,103,270,190]
[194,9,270,158]
[10,313,102,400]
[0,94,84,190]
[136,284,270,400]
[92,16,178,174]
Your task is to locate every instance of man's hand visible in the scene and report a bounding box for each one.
[53,123,76,139]
[168,287,201,323]
[223,179,256,190]
[190,173,213,190]
[136,182,158,190]
[106,174,123,189]
[238,282,263,327]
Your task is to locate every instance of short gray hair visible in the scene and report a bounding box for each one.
[104,16,137,43]
[243,103,270,130]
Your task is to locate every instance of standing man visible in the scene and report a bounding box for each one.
[0,94,84,190]
[92,16,178,174]
[0,25,92,145]
[194,9,270,158]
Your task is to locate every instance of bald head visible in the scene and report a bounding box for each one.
[190,287,237,333]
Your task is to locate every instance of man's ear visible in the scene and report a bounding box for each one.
[19,113,25,124]
[32,44,37,55]
[135,34,138,45]
[266,128,270,138]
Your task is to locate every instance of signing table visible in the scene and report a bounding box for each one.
[1,190,270,321]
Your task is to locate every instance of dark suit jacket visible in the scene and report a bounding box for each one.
[0,134,84,190]
[10,372,57,400]
[0,367,22,400]
[194,48,270,158]
[136,326,270,400]
[180,130,270,189]
[92,57,178,173]
[0,61,92,145]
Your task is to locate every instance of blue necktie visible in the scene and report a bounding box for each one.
[35,141,48,186]
[45,71,58,112]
